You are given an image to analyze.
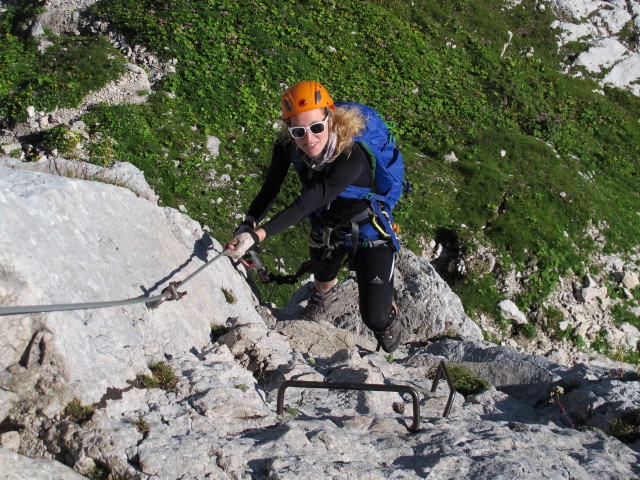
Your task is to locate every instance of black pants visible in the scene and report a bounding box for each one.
[309,244,396,332]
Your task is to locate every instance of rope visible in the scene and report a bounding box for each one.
[0,248,230,316]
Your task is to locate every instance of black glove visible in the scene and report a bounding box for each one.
[233,220,254,237]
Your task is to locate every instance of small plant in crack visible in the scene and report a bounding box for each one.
[136,361,178,392]
[134,416,149,436]
[64,398,95,424]
[210,323,229,340]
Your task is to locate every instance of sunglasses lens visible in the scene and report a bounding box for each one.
[288,116,328,138]
[290,127,306,138]
[309,122,325,134]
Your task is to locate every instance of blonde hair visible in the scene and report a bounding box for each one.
[279,105,365,162]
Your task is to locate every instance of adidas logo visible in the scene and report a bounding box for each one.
[370,276,384,285]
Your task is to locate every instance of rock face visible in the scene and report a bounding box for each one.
[275,251,484,345]
[551,0,640,95]
[0,160,259,413]
[1,160,639,479]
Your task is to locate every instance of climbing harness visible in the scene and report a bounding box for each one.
[0,248,230,316]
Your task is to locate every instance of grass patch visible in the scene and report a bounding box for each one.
[611,303,640,330]
[134,416,149,435]
[64,398,95,424]
[520,322,538,339]
[447,364,489,396]
[221,288,236,304]
[430,330,463,342]
[136,361,178,392]
[88,467,139,480]
[0,30,125,125]
[607,408,640,443]
[211,323,229,340]
[591,329,639,365]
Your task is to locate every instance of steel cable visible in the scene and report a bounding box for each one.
[0,248,230,316]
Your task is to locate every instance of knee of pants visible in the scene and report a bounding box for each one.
[362,304,395,332]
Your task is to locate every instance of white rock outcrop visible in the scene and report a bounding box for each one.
[551,0,640,95]
[499,299,528,325]
[0,160,260,413]
[1,160,639,479]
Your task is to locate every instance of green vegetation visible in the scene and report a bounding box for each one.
[520,322,537,340]
[134,416,149,435]
[611,302,640,331]
[235,383,248,393]
[87,466,109,480]
[1,1,639,321]
[284,407,300,416]
[591,329,640,365]
[64,398,95,424]
[88,466,139,480]
[447,364,489,396]
[210,323,229,339]
[136,361,178,392]
[221,287,236,304]
[0,29,124,124]
[607,408,640,443]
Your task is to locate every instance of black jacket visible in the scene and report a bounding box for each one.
[247,140,372,239]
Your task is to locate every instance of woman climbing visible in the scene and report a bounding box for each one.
[225,81,402,353]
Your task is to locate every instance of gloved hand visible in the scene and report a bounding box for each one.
[233,220,254,237]
[226,230,260,259]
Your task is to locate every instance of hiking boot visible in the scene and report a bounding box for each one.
[374,316,402,353]
[300,287,332,321]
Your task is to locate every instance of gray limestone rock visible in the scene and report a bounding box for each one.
[0,164,261,417]
[3,1,640,478]
[0,446,87,480]
[277,249,483,350]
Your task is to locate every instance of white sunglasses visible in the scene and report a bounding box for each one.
[288,115,330,138]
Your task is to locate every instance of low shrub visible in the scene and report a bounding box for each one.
[447,364,489,396]
[607,408,640,443]
[136,361,178,392]
[64,398,95,424]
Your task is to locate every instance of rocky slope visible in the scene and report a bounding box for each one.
[0,158,638,479]
[1,1,639,478]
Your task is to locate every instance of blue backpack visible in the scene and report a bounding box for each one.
[333,101,405,251]
[290,102,407,252]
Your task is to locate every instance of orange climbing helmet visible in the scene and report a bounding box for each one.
[281,81,335,120]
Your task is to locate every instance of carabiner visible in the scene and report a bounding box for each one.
[371,211,391,238]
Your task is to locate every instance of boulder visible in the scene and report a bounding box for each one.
[498,299,528,325]
[1,161,639,480]
[622,270,639,290]
[574,38,628,73]
[422,339,568,402]
[0,157,158,202]
[0,161,261,416]
[0,447,87,480]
